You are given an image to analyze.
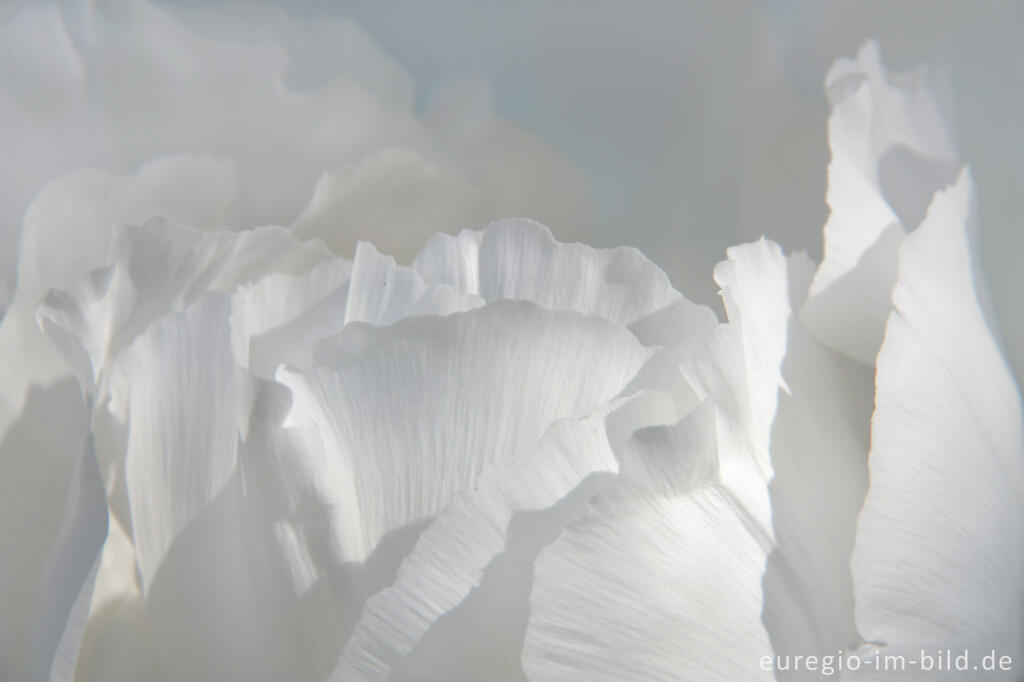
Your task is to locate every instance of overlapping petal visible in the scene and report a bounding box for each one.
[521,238,791,680]
[846,171,1024,679]
[2,9,1020,681]
[801,41,961,364]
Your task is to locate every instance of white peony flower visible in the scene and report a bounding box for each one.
[1,4,1020,682]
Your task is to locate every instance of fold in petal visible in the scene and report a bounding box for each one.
[17,156,238,302]
[278,301,653,565]
[762,254,873,676]
[107,293,241,589]
[524,472,775,681]
[333,406,623,681]
[522,239,791,680]
[802,41,960,365]
[39,217,329,393]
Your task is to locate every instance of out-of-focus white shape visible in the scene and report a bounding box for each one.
[39,218,328,394]
[0,0,592,315]
[25,437,106,682]
[847,170,1024,679]
[801,41,960,365]
[0,154,248,680]
[290,148,485,263]
[290,80,594,264]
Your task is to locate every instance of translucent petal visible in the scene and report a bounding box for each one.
[847,170,1024,678]
[802,41,960,364]
[26,438,107,682]
[521,239,791,680]
[413,218,680,325]
[762,254,873,676]
[278,301,653,565]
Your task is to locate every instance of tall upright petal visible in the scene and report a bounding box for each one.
[802,41,960,365]
[848,170,1024,679]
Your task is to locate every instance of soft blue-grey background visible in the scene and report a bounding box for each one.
[164,0,1024,372]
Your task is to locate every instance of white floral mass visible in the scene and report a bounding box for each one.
[1,2,1021,682]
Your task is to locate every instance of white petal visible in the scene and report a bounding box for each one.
[236,258,353,377]
[245,302,652,679]
[112,378,349,682]
[38,224,354,680]
[523,412,773,681]
[0,167,247,633]
[414,218,681,325]
[0,377,86,680]
[142,469,318,682]
[278,301,652,564]
[108,293,241,589]
[683,238,790,512]
[16,156,238,302]
[848,170,1024,678]
[26,437,107,682]
[761,254,873,672]
[39,218,328,392]
[342,240,481,327]
[333,406,623,681]
[802,41,960,364]
[1,155,245,435]
[103,299,326,681]
[522,239,792,679]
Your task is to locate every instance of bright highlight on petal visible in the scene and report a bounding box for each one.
[0,3,1019,680]
[847,170,1024,679]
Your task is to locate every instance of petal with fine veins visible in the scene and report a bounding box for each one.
[414,218,681,325]
[39,217,329,392]
[333,406,623,681]
[107,293,242,590]
[522,239,791,680]
[847,170,1024,679]
[278,300,653,564]
[342,240,481,327]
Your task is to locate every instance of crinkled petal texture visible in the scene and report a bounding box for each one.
[0,0,594,674]
[32,213,730,682]
[522,238,790,681]
[846,170,1024,679]
[9,27,1024,682]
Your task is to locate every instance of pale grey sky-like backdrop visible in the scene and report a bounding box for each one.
[156,0,1024,375]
